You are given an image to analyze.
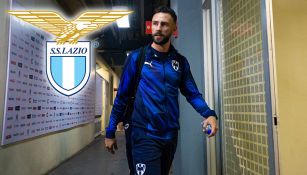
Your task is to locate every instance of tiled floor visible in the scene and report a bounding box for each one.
[47,131,129,175]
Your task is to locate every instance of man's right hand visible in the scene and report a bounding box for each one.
[105,138,118,154]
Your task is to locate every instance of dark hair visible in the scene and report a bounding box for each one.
[153,6,177,23]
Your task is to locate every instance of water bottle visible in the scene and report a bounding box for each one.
[201,122,212,135]
[205,124,212,135]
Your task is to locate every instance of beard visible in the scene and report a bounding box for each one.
[152,32,172,46]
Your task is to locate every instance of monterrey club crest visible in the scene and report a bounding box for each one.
[46,41,90,96]
[136,163,146,175]
[172,60,179,71]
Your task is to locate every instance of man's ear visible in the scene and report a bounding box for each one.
[173,23,178,33]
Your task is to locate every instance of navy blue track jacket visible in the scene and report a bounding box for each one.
[106,44,216,139]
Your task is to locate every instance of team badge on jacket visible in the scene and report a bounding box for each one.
[136,163,146,175]
[172,60,180,71]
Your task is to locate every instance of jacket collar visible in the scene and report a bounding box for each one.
[145,43,178,59]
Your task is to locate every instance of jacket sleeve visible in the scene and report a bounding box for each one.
[105,52,138,138]
[179,57,217,118]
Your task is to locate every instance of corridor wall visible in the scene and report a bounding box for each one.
[271,0,307,174]
[171,0,209,174]
[96,57,121,133]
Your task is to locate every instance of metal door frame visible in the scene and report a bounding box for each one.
[202,0,223,174]
[261,0,279,174]
[204,0,279,174]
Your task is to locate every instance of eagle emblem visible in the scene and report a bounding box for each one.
[8,10,132,44]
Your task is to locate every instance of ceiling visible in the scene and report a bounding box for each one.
[55,0,170,69]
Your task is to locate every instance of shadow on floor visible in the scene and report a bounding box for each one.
[47,131,129,175]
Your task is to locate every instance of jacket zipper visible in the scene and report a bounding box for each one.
[163,61,168,114]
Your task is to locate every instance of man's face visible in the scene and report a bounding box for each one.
[151,12,176,46]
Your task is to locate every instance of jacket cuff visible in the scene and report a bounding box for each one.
[203,110,218,119]
[106,131,116,139]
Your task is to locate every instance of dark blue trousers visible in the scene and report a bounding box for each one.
[125,124,134,175]
[131,127,177,175]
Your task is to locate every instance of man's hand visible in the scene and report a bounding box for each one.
[202,116,218,137]
[105,138,118,154]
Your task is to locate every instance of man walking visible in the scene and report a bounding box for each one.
[105,6,218,175]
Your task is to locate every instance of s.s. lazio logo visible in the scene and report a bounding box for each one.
[46,42,90,96]
[8,10,132,96]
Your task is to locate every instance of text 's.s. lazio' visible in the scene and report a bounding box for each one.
[50,47,88,54]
